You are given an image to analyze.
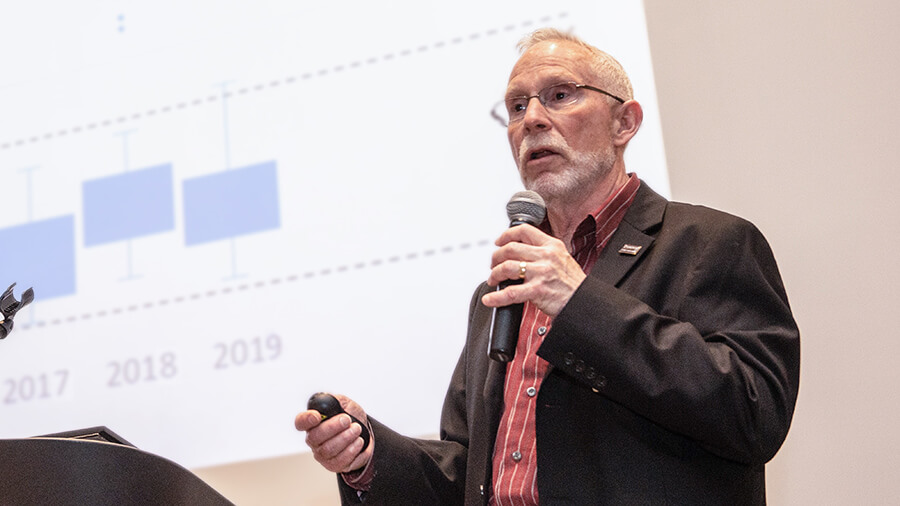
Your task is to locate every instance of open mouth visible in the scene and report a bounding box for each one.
[529,149,557,160]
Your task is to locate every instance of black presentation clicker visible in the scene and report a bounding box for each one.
[307,392,370,450]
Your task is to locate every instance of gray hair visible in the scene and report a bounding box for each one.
[517,28,633,101]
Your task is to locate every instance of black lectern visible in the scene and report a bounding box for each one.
[0,427,233,505]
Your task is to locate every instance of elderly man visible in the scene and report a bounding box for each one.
[296,28,800,505]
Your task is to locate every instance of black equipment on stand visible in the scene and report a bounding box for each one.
[0,283,34,340]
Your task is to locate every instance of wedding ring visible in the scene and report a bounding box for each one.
[518,261,527,280]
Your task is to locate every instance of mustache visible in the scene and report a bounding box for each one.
[517,133,571,167]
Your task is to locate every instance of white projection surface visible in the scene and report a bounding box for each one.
[0,1,668,469]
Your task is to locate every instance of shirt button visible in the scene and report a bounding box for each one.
[537,326,548,336]
[526,386,537,397]
[511,451,522,462]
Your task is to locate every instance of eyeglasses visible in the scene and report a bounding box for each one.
[491,82,625,127]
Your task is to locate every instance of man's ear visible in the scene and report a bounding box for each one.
[612,100,643,147]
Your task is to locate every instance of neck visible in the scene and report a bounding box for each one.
[545,169,629,248]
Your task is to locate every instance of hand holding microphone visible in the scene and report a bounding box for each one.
[486,191,546,362]
[483,191,587,361]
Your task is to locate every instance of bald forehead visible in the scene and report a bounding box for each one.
[506,40,596,94]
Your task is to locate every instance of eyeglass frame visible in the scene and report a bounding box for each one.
[491,82,626,127]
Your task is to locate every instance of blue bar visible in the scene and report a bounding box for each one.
[82,163,175,246]
[0,216,76,299]
[183,161,280,246]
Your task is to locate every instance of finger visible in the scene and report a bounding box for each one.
[486,259,531,287]
[481,280,527,308]
[489,241,539,269]
[311,418,362,460]
[321,436,366,473]
[305,413,352,447]
[294,410,323,431]
[494,224,550,247]
[345,436,374,472]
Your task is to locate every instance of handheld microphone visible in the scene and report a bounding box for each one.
[488,191,546,362]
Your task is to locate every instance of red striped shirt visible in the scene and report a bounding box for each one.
[490,174,640,506]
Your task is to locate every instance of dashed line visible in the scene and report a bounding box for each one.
[15,239,491,332]
[0,13,567,152]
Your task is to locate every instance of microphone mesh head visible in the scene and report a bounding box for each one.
[506,190,546,226]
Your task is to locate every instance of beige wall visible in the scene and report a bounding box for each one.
[195,2,900,504]
[644,1,900,504]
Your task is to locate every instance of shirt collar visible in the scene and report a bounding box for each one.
[570,173,640,256]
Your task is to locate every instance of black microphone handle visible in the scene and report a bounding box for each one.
[488,278,524,362]
[488,190,546,363]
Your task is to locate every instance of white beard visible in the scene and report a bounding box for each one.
[517,132,616,204]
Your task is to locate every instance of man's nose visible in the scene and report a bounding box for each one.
[522,97,550,131]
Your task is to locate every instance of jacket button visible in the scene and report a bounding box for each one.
[564,352,575,366]
[585,367,597,380]
[593,376,608,389]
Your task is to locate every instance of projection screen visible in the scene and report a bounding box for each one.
[0,0,668,469]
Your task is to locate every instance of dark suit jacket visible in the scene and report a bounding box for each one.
[339,182,800,505]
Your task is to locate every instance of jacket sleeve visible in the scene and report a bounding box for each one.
[335,288,485,505]
[335,417,467,505]
[538,215,800,465]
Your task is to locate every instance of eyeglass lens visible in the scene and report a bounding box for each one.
[505,83,581,122]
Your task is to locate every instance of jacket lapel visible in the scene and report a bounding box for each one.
[593,182,667,286]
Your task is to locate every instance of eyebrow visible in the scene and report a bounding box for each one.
[505,76,577,99]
